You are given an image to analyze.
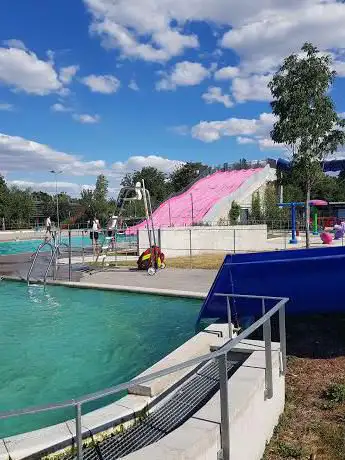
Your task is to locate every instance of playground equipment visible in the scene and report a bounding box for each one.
[197,246,345,325]
[94,181,164,275]
[320,232,333,244]
[278,200,328,244]
[334,222,345,240]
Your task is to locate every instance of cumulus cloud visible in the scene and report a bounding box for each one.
[51,103,72,113]
[0,132,106,176]
[214,66,239,80]
[81,74,120,93]
[59,65,79,84]
[191,112,276,143]
[0,45,62,95]
[0,131,185,196]
[231,74,272,103]
[156,61,210,91]
[221,1,345,75]
[202,86,233,108]
[72,113,101,124]
[237,136,255,145]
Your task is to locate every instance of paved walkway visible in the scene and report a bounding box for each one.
[82,267,217,294]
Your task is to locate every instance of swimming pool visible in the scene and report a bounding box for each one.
[0,234,136,256]
[0,281,202,437]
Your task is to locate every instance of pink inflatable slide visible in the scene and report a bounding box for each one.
[127,169,262,234]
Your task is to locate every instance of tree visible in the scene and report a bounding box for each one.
[269,42,345,247]
[233,158,249,170]
[121,167,170,207]
[229,201,241,224]
[251,192,262,221]
[0,175,9,219]
[263,183,281,222]
[94,174,109,220]
[169,162,209,193]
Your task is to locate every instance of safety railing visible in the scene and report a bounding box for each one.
[0,294,288,460]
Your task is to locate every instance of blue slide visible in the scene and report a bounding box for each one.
[197,246,345,324]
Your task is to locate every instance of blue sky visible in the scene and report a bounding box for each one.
[1,0,345,196]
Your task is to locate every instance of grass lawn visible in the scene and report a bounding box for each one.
[95,252,226,269]
[264,314,345,460]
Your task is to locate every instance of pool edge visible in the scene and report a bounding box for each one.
[1,275,207,300]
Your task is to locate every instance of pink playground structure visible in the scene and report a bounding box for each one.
[127,169,262,234]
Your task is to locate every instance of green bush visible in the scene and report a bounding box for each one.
[323,383,345,403]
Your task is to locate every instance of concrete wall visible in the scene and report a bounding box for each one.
[138,225,268,257]
[124,340,285,460]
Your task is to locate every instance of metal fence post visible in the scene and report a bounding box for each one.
[75,403,83,460]
[218,353,230,460]
[233,229,236,254]
[279,304,287,376]
[263,316,273,399]
[189,228,192,269]
[68,230,72,282]
[226,297,233,340]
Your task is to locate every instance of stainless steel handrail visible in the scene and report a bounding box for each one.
[0,294,288,460]
[27,241,55,285]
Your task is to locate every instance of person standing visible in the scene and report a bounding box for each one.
[106,214,118,249]
[90,216,100,250]
[45,216,52,236]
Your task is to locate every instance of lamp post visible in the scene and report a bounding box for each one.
[50,170,62,229]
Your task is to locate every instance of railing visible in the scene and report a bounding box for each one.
[0,294,288,460]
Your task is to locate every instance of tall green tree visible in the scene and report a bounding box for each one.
[0,175,9,219]
[269,42,345,247]
[251,192,262,221]
[169,162,209,193]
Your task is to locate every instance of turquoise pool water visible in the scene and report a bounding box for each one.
[0,234,136,256]
[0,281,202,437]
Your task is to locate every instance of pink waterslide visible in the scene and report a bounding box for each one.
[127,169,262,233]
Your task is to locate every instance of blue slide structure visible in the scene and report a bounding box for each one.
[197,246,345,325]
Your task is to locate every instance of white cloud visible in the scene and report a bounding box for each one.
[0,103,14,111]
[85,0,199,62]
[128,79,139,91]
[59,65,79,84]
[0,45,62,95]
[221,1,345,75]
[0,131,183,181]
[51,103,72,113]
[81,74,120,93]
[156,61,210,91]
[202,86,233,108]
[8,180,92,196]
[72,113,101,124]
[2,39,27,50]
[214,66,239,80]
[257,138,284,150]
[112,155,184,175]
[191,112,275,143]
[231,74,272,103]
[0,132,106,176]
[237,136,255,145]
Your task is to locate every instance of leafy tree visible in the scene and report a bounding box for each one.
[251,192,262,221]
[263,183,281,222]
[121,167,170,207]
[229,201,241,224]
[169,162,209,193]
[0,175,9,219]
[269,42,345,247]
[94,174,109,220]
[233,158,249,170]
